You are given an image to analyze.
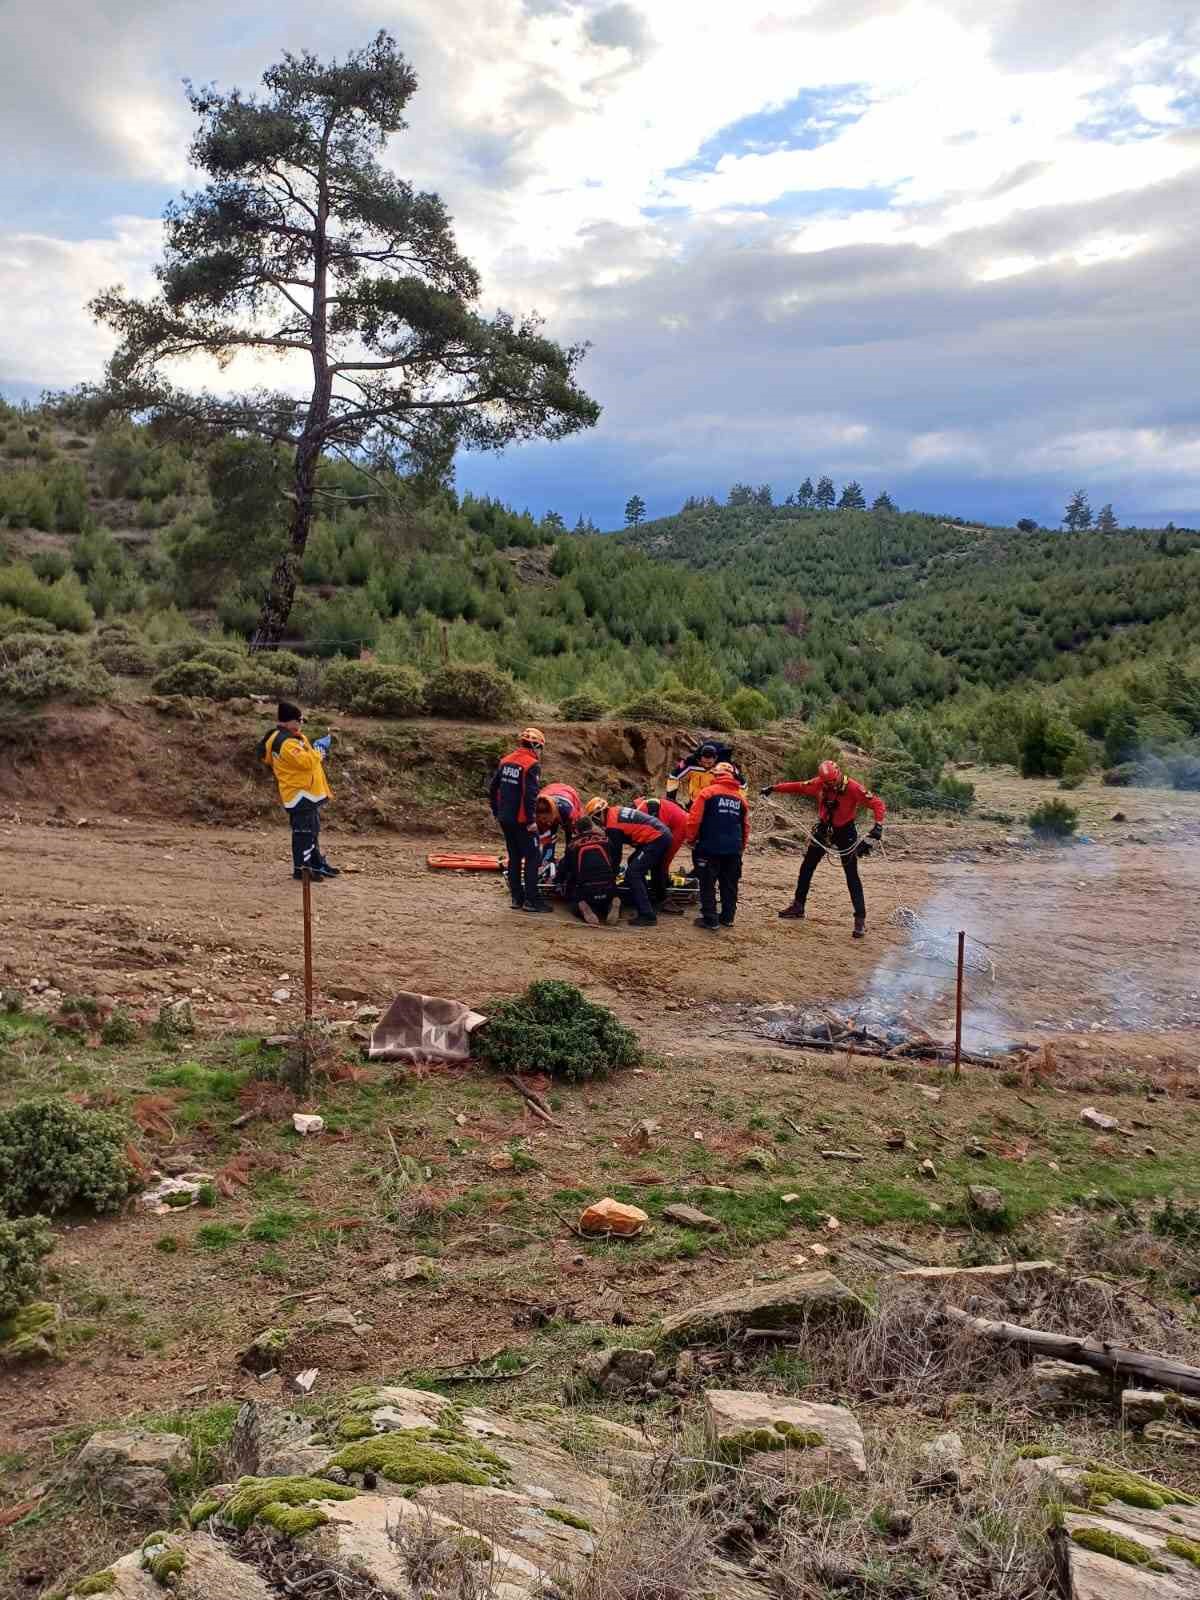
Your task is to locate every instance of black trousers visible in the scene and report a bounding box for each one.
[794,823,865,918]
[288,798,325,874]
[698,852,742,925]
[625,835,669,917]
[501,821,541,906]
[570,895,613,922]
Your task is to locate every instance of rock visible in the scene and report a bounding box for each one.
[401,1256,438,1282]
[916,1086,942,1102]
[579,1198,648,1237]
[271,988,291,1003]
[893,1261,1058,1294]
[355,1005,382,1023]
[743,1148,778,1172]
[328,984,370,1002]
[576,1348,657,1394]
[310,1307,367,1331]
[1054,1501,1200,1599]
[659,1271,867,1345]
[1143,1422,1200,1450]
[292,1112,325,1135]
[919,1431,964,1486]
[967,1184,1007,1220]
[75,1428,190,1478]
[1110,811,1127,823]
[1080,1106,1120,1132]
[1123,1390,1200,1429]
[662,1203,721,1232]
[138,1172,214,1214]
[1032,1360,1113,1406]
[919,1158,937,1179]
[239,1327,291,1375]
[703,1390,866,1481]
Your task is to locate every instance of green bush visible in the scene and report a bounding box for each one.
[244,649,306,699]
[934,772,975,812]
[0,564,93,632]
[322,660,426,717]
[0,1100,138,1219]
[1059,749,1090,789]
[781,733,843,781]
[727,686,774,730]
[100,1009,139,1046]
[0,1215,53,1321]
[30,550,69,582]
[1028,798,1078,839]
[558,690,609,722]
[425,663,522,721]
[471,980,641,1082]
[1019,706,1079,778]
[0,632,113,706]
[93,637,156,677]
[151,660,252,700]
[1165,753,1200,791]
[618,688,733,731]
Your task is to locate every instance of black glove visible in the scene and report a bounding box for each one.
[856,840,873,859]
[760,786,774,798]
[869,823,883,840]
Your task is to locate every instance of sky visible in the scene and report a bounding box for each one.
[1,0,1199,528]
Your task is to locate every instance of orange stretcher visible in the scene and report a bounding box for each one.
[427,852,505,872]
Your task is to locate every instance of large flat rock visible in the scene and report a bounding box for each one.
[659,1270,866,1344]
[65,1532,274,1600]
[703,1390,866,1481]
[1057,1511,1200,1599]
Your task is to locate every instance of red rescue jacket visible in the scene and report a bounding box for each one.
[602,804,671,849]
[489,747,540,825]
[772,775,886,829]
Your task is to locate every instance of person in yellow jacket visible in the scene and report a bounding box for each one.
[256,701,338,881]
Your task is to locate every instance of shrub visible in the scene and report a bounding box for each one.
[558,690,609,722]
[934,772,975,812]
[471,979,641,1082]
[322,659,426,717]
[0,1215,53,1321]
[0,564,93,632]
[425,663,522,721]
[1028,798,1078,839]
[0,1100,138,1218]
[1059,749,1090,789]
[782,733,843,781]
[727,686,774,730]
[1165,753,1200,792]
[1019,706,1079,778]
[100,1008,139,1046]
[30,550,69,582]
[244,649,307,699]
[93,637,155,677]
[618,688,733,731]
[151,660,252,700]
[0,632,113,706]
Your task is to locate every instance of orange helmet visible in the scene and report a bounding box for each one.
[585,796,608,816]
[713,761,736,776]
[818,759,842,785]
[520,726,546,748]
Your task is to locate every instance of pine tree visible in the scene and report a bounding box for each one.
[872,490,896,514]
[1064,489,1092,531]
[754,484,773,507]
[797,477,815,509]
[1096,502,1118,533]
[838,480,866,510]
[71,33,598,647]
[728,483,754,506]
[814,475,836,510]
[542,510,565,532]
[624,494,647,528]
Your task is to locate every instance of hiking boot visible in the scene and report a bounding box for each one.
[719,917,735,928]
[630,913,658,927]
[852,917,866,939]
[316,861,341,877]
[578,901,600,926]
[778,902,805,919]
[522,901,554,914]
[694,917,719,932]
[509,898,526,910]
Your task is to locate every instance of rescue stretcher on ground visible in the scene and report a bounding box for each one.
[426,851,700,906]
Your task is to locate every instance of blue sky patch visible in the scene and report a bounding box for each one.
[670,85,870,178]
[6,176,171,241]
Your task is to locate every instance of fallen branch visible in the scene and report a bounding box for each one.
[503,1074,558,1124]
[941,1305,1200,1398]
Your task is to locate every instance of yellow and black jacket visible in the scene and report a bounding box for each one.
[257,727,331,809]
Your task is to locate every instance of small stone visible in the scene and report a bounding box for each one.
[743,1148,778,1172]
[289,1368,319,1394]
[271,988,291,1003]
[579,1198,648,1237]
[658,1270,865,1344]
[823,1215,840,1232]
[1031,1359,1111,1406]
[401,1256,438,1282]
[292,1113,325,1135]
[576,1347,657,1394]
[239,1328,291,1374]
[662,1203,721,1232]
[919,1158,938,1179]
[919,1431,964,1486]
[704,1390,866,1480]
[809,1243,829,1258]
[966,1143,987,1159]
[967,1185,1006,1220]
[1080,1106,1119,1132]
[917,1086,942,1102]
[781,1193,800,1204]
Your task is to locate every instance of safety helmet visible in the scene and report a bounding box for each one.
[817,759,842,785]
[699,743,719,759]
[520,726,546,748]
[713,761,736,776]
[584,796,608,817]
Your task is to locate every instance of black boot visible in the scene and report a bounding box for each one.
[853,916,866,939]
[694,916,719,932]
[778,901,805,919]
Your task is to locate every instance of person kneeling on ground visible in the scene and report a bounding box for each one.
[489,727,551,913]
[762,759,885,938]
[633,793,689,915]
[559,815,617,926]
[684,761,749,930]
[584,796,672,928]
[256,701,338,881]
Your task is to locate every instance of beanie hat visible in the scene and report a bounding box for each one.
[278,701,302,723]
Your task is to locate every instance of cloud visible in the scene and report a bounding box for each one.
[583,2,654,57]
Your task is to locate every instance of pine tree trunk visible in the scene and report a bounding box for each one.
[249,437,321,651]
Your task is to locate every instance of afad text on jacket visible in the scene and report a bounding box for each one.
[490,747,541,825]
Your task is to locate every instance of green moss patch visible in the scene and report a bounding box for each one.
[73,1575,117,1597]
[327,1431,501,1488]
[544,1508,594,1533]
[1083,1468,1198,1512]
[1166,1537,1200,1570]
[1014,1444,1052,1460]
[219,1475,356,1533]
[717,1424,823,1461]
[337,1414,375,1441]
[144,1546,185,1586]
[1070,1527,1166,1571]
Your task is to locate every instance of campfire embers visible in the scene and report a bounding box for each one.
[750,1003,1011,1066]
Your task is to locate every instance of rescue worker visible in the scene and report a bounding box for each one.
[762,759,885,938]
[489,728,550,913]
[256,701,338,881]
[584,796,671,928]
[666,741,748,809]
[684,761,749,930]
[558,815,617,926]
[535,782,582,863]
[633,794,689,914]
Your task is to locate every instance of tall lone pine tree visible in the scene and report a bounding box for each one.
[78,33,599,647]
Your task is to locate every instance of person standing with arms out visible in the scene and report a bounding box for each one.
[684,762,749,931]
[633,793,689,914]
[762,759,885,938]
[559,814,618,926]
[256,701,339,881]
[584,796,671,928]
[489,728,551,913]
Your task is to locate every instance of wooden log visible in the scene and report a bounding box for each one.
[941,1306,1200,1398]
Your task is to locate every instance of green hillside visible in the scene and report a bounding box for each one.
[1,398,1199,797]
